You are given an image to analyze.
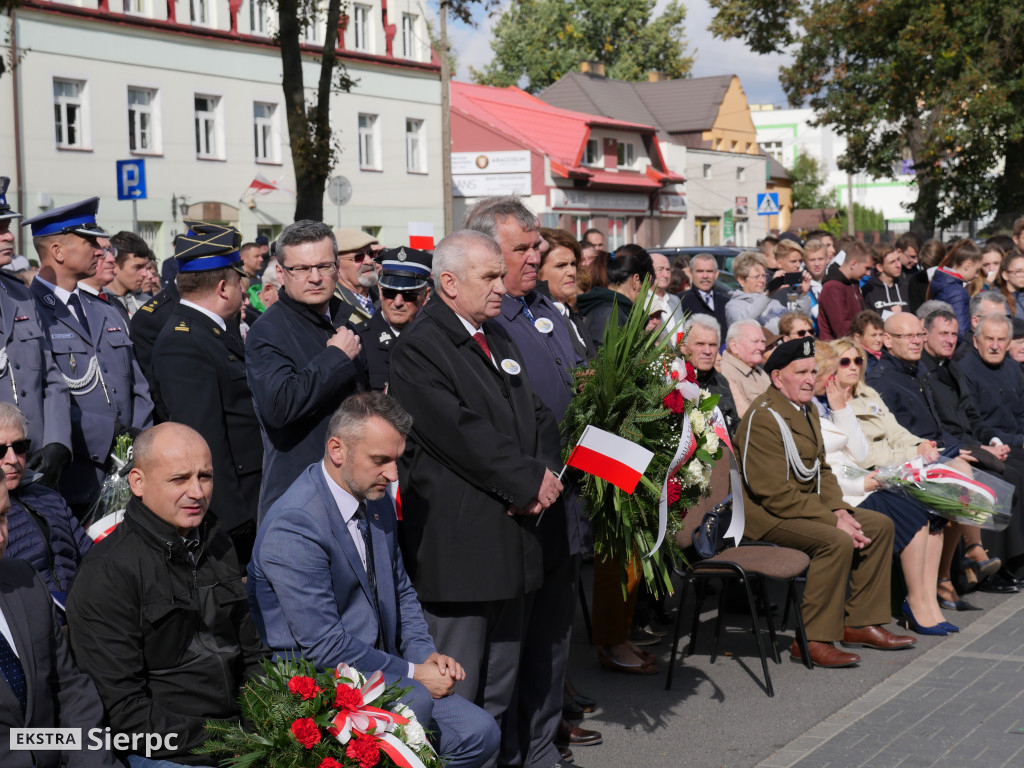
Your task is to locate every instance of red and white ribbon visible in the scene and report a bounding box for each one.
[901,463,996,504]
[650,411,697,558]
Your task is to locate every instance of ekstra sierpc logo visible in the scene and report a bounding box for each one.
[11,728,180,756]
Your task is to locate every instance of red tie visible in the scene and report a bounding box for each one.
[472,331,493,362]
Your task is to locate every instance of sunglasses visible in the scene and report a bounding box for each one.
[340,250,373,263]
[382,288,424,302]
[793,329,812,337]
[838,356,864,368]
[0,439,31,456]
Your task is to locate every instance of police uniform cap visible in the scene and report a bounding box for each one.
[379,247,432,291]
[21,196,106,238]
[334,227,378,253]
[764,336,816,376]
[0,177,21,221]
[175,220,246,276]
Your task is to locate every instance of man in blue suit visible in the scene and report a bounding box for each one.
[248,392,499,768]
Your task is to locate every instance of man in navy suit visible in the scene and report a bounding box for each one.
[248,392,499,768]
[679,252,730,334]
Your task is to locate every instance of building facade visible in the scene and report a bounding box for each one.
[0,0,443,262]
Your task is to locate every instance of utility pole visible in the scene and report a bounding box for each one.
[440,0,454,236]
[846,173,855,236]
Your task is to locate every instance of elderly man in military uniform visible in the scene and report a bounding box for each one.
[359,246,431,391]
[149,222,263,563]
[0,177,72,488]
[24,198,153,516]
[736,337,914,668]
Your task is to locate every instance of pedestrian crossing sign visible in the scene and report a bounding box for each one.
[756,192,780,216]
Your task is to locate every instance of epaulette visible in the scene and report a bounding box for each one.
[172,318,190,333]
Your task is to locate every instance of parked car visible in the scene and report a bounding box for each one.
[648,245,746,273]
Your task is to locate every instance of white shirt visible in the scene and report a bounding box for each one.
[0,605,18,659]
[180,299,227,332]
[35,276,87,324]
[320,462,414,677]
[455,313,498,369]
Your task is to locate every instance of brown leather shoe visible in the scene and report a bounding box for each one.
[556,718,603,748]
[789,639,860,668]
[842,625,917,650]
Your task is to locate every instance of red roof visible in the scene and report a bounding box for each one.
[452,81,675,188]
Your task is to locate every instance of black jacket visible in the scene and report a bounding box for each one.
[576,287,633,348]
[679,285,729,336]
[151,304,263,536]
[66,498,266,764]
[129,281,180,381]
[245,291,368,519]
[920,351,1000,446]
[698,367,740,439]
[861,274,910,315]
[865,349,959,448]
[358,311,401,392]
[389,295,559,603]
[957,348,1024,446]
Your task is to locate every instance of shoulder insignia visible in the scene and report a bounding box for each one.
[14,315,28,322]
[379,331,392,344]
[212,327,221,336]
[140,304,155,313]
[105,327,123,333]
[43,294,56,306]
[173,320,190,333]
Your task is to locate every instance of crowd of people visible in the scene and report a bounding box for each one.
[2,170,1024,768]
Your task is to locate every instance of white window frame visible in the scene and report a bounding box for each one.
[353,4,373,52]
[127,86,161,154]
[53,78,90,150]
[607,217,627,250]
[405,118,426,174]
[249,0,272,35]
[760,140,783,164]
[253,101,281,164]
[583,138,600,166]
[736,166,746,182]
[358,113,381,171]
[190,0,212,26]
[194,94,225,160]
[304,0,325,44]
[617,141,635,168]
[122,0,152,16]
[401,13,420,60]
[702,163,712,179]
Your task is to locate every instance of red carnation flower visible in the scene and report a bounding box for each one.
[667,477,682,506]
[684,360,697,382]
[288,675,320,700]
[335,684,364,710]
[320,759,343,768]
[662,390,686,414]
[291,718,321,749]
[670,370,680,381]
[346,732,381,768]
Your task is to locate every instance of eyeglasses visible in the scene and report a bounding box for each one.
[792,329,812,337]
[339,250,373,263]
[280,262,338,278]
[100,246,118,258]
[382,288,424,302]
[838,356,864,368]
[888,332,926,340]
[0,439,31,456]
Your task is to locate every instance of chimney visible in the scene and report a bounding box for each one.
[647,70,666,82]
[580,61,606,77]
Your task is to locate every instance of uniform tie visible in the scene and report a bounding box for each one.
[354,503,383,649]
[472,331,493,362]
[0,630,26,715]
[66,293,91,336]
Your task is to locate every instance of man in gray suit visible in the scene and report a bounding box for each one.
[248,392,499,768]
[0,484,119,768]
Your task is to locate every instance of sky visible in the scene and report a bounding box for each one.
[444,0,793,106]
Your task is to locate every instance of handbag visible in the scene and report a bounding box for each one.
[692,494,733,560]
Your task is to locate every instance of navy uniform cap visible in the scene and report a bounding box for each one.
[22,196,106,238]
[176,220,246,276]
[764,336,816,376]
[0,177,21,221]
[378,246,432,291]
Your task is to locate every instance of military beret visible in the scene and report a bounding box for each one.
[175,220,246,275]
[379,246,432,291]
[22,196,106,238]
[764,336,816,375]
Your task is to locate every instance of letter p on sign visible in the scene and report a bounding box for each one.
[116,159,147,200]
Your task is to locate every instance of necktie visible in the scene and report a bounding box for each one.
[515,295,536,322]
[702,291,714,310]
[472,331,493,362]
[0,630,26,715]
[66,293,91,336]
[354,503,383,648]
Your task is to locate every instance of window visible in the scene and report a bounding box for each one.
[583,138,600,165]
[122,0,151,15]
[53,79,88,149]
[401,13,419,60]
[250,0,270,34]
[127,88,159,153]
[190,0,209,25]
[702,163,712,178]
[253,102,279,162]
[405,119,426,173]
[617,141,635,168]
[304,0,324,43]
[194,95,223,159]
[760,140,783,164]
[353,4,372,52]
[137,222,160,253]
[607,217,626,250]
[571,216,592,239]
[736,166,746,181]
[358,113,380,170]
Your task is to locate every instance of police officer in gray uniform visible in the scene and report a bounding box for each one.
[0,177,73,486]
[24,198,154,514]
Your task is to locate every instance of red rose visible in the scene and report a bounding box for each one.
[684,361,697,383]
[320,759,342,768]
[346,732,381,768]
[662,390,686,414]
[335,684,364,710]
[670,370,680,381]
[291,718,321,749]
[288,675,320,700]
[667,477,681,506]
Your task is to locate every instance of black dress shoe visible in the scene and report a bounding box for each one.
[999,567,1024,587]
[978,575,1019,593]
[560,747,573,762]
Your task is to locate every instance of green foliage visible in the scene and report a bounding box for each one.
[788,148,832,210]
[709,0,1024,232]
[823,202,887,237]
[472,0,693,93]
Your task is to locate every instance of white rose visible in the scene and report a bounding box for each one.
[685,460,704,485]
[705,431,720,455]
[689,410,706,434]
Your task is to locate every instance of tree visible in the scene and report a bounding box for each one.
[708,0,1024,234]
[472,0,693,94]
[788,148,831,209]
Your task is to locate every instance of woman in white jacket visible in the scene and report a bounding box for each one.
[812,341,954,635]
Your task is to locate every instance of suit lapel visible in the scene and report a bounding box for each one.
[31,279,89,342]
[80,293,108,349]
[0,285,15,344]
[366,498,397,654]
[313,468,376,608]
[0,571,36,721]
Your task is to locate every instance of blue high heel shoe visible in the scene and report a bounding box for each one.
[939,621,960,633]
[901,600,948,636]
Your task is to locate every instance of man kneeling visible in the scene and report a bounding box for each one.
[736,338,916,667]
[248,392,499,768]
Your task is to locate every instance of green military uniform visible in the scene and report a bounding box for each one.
[735,385,895,642]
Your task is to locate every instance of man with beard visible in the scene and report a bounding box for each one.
[333,227,380,325]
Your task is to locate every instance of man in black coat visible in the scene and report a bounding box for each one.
[358,247,431,392]
[129,280,179,381]
[678,252,729,334]
[245,220,368,520]
[150,222,263,563]
[389,230,562,755]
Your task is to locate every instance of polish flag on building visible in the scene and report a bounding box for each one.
[566,426,654,493]
[246,173,295,197]
[409,221,435,250]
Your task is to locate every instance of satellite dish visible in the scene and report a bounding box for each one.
[327,176,353,206]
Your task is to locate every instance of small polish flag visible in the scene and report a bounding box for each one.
[566,425,654,493]
[247,173,295,197]
[409,221,435,250]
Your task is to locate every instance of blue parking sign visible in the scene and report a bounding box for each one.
[116,159,147,200]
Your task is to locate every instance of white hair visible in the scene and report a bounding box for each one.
[684,314,722,345]
[726,318,762,347]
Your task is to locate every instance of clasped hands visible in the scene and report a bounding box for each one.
[413,652,465,699]
[833,508,872,549]
[508,468,563,516]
